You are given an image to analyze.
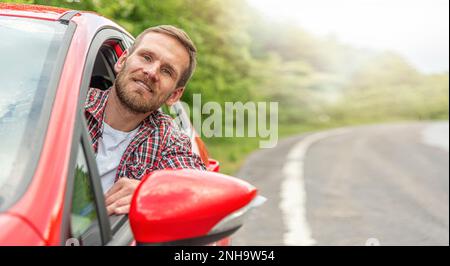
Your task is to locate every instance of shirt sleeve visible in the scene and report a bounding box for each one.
[157,129,207,171]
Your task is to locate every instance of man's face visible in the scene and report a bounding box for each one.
[114,32,190,114]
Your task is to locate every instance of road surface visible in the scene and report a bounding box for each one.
[232,121,449,245]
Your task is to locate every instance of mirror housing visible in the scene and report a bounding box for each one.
[129,169,263,245]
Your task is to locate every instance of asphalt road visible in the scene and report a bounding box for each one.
[232,121,449,246]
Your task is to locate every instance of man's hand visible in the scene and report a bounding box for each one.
[105,178,140,216]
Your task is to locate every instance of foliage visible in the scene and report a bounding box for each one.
[5,0,448,174]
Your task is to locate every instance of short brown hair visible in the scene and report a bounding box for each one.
[128,25,197,88]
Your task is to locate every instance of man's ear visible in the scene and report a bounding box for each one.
[114,50,129,73]
[165,87,185,106]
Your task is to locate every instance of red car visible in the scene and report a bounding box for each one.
[0,3,263,246]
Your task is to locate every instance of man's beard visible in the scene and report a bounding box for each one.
[114,69,160,114]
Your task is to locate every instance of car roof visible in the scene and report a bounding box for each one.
[0,3,133,39]
[0,3,71,21]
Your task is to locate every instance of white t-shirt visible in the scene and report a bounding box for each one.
[96,121,139,193]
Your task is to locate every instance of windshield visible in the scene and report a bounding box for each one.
[0,16,66,209]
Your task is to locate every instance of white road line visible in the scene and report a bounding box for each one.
[421,121,449,152]
[280,128,350,245]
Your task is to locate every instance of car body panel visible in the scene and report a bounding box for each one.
[0,213,45,245]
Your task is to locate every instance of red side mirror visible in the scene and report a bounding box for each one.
[129,169,259,245]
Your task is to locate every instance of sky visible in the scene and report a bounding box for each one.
[247,0,449,74]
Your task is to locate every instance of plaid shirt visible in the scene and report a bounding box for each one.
[84,88,206,181]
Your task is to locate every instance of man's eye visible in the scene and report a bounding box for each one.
[143,55,152,61]
[162,68,172,76]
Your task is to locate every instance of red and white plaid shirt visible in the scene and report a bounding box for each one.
[84,88,206,182]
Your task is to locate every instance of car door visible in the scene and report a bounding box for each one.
[61,28,135,246]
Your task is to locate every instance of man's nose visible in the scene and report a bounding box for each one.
[143,62,160,83]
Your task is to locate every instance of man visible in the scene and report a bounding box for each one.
[84,25,206,216]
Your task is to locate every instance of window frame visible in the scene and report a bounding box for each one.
[61,28,135,246]
[69,139,103,245]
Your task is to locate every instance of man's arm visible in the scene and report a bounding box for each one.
[157,132,206,171]
[105,131,206,215]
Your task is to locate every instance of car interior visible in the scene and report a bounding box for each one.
[89,45,116,91]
